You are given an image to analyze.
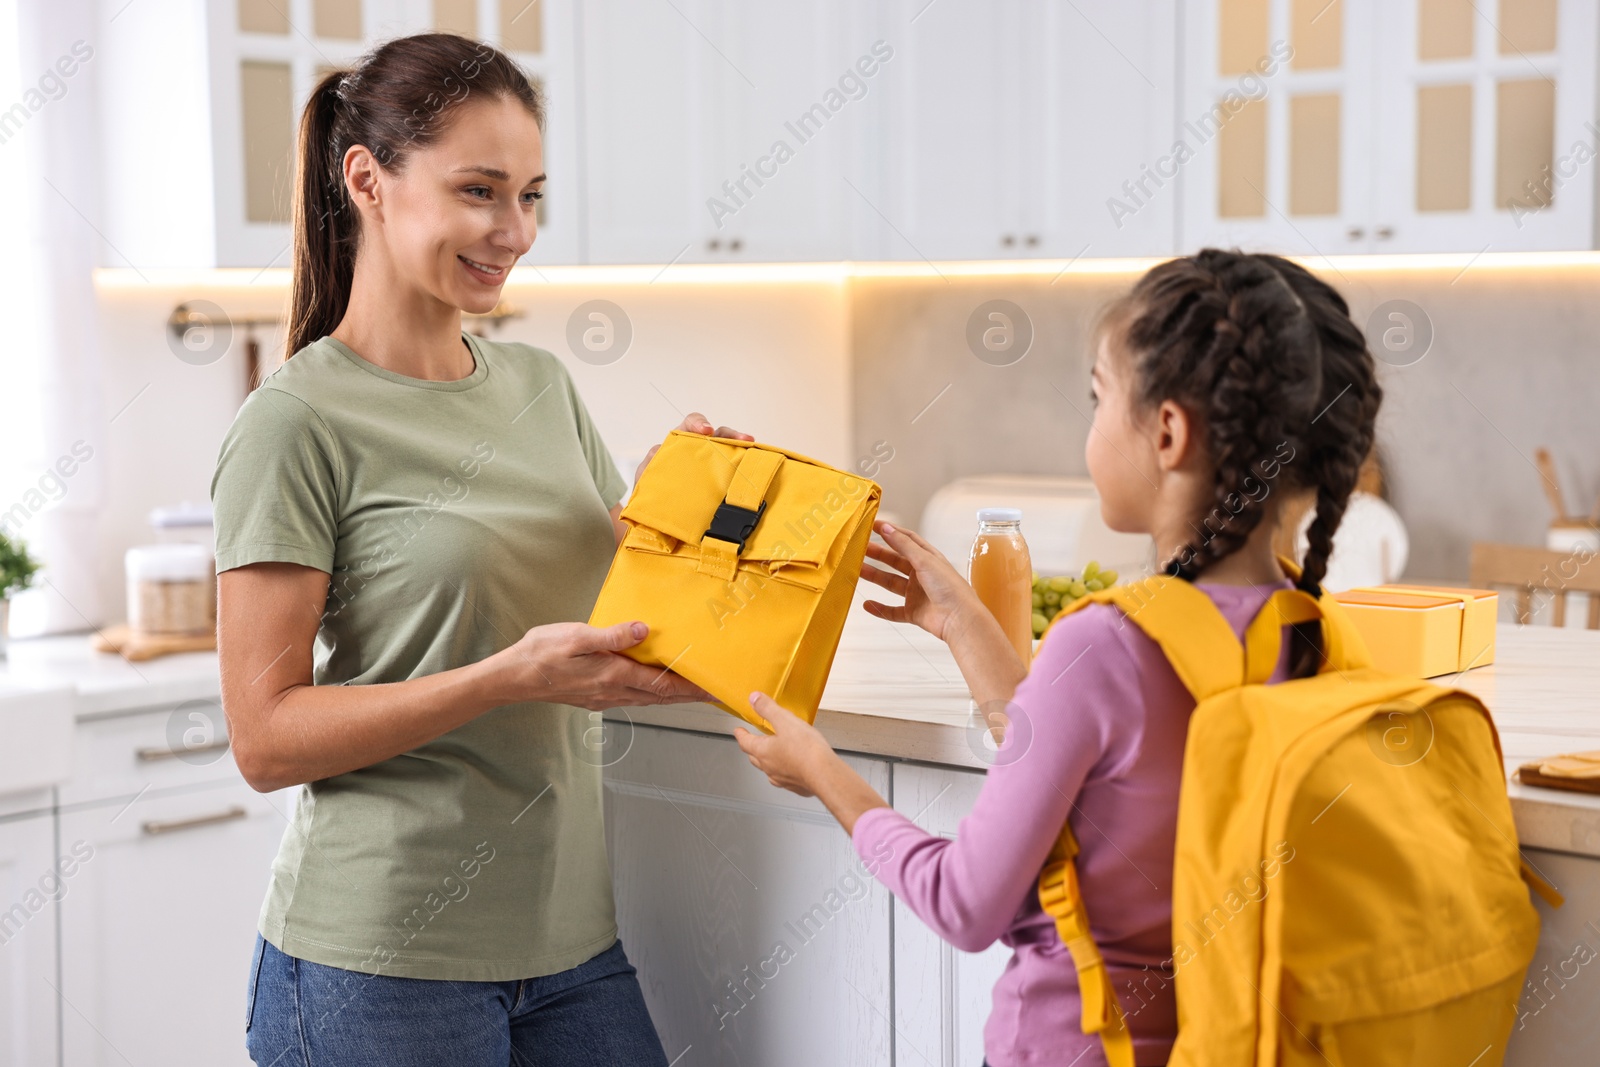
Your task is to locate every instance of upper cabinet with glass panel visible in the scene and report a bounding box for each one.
[99,0,1600,267]
[96,0,575,269]
[1181,0,1598,254]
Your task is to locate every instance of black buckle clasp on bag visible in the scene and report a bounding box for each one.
[704,498,767,554]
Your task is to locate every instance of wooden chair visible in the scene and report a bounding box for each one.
[1469,541,1600,628]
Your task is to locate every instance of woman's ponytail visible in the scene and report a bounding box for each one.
[286,71,355,360]
[282,34,545,360]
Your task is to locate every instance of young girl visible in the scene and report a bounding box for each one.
[735,250,1382,1066]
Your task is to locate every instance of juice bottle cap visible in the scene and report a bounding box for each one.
[976,507,1023,523]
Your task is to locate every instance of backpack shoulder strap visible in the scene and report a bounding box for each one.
[1041,575,1246,701]
[1042,556,1380,692]
[1037,822,1137,1067]
[1239,586,1377,682]
[1035,576,1241,1067]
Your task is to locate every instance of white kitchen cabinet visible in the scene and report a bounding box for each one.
[603,723,894,1067]
[869,0,1178,261]
[697,4,878,263]
[889,762,1011,1067]
[580,0,868,263]
[1180,0,1599,256]
[52,693,273,1067]
[52,697,283,1067]
[57,777,289,1067]
[1031,0,1180,259]
[863,0,1022,262]
[93,0,1600,268]
[0,797,61,1067]
[1505,846,1600,1064]
[578,0,722,264]
[102,0,580,268]
[1370,0,1598,253]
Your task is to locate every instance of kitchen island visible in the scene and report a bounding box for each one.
[2,595,1596,1067]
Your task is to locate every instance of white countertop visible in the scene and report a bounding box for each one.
[5,597,1598,855]
[0,636,221,718]
[623,590,1600,859]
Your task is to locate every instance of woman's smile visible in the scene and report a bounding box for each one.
[458,254,509,285]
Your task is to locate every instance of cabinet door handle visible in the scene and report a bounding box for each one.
[1375,225,1395,239]
[706,238,721,251]
[729,238,743,252]
[1001,234,1016,247]
[1347,226,1365,240]
[136,739,230,762]
[1025,234,1039,247]
[141,805,248,837]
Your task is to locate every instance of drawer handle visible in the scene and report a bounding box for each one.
[136,739,230,762]
[141,805,248,836]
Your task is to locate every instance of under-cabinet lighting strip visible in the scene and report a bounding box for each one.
[92,250,1600,291]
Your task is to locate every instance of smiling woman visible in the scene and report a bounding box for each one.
[284,35,547,364]
[209,33,744,1067]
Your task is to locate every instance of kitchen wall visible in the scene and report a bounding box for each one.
[77,255,1598,627]
[848,265,1147,529]
[850,258,1600,581]
[85,268,852,628]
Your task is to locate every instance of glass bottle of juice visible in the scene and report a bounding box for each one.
[968,508,1034,669]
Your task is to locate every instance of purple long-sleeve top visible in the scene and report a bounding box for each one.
[851,580,1294,1067]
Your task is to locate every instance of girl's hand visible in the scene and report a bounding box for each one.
[733,692,837,798]
[635,412,755,484]
[495,620,716,710]
[860,520,981,641]
[735,692,892,835]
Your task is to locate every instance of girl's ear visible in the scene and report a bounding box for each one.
[1152,399,1195,473]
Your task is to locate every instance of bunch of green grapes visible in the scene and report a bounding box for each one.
[1031,560,1119,641]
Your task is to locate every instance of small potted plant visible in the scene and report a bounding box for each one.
[0,531,41,660]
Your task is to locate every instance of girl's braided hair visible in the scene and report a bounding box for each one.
[1103,249,1382,678]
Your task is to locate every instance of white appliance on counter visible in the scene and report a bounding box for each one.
[923,477,1411,593]
[920,475,1154,579]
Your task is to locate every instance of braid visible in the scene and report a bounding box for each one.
[1107,249,1381,680]
[1280,269,1383,675]
[1121,250,1322,584]
[1193,318,1256,567]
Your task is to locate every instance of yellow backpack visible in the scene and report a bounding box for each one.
[1034,568,1559,1066]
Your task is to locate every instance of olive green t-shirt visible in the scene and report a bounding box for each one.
[211,331,629,981]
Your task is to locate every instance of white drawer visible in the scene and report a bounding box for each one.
[57,777,294,1067]
[60,701,242,808]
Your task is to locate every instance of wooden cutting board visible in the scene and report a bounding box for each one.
[92,623,216,662]
[1517,762,1600,795]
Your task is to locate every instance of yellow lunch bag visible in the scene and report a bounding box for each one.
[1033,564,1558,1067]
[587,430,881,732]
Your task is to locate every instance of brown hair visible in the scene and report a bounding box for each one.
[1102,249,1382,678]
[286,33,544,358]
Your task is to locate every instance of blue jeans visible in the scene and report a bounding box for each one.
[245,934,669,1066]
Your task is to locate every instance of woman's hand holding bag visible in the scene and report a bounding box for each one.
[635,412,755,484]
[496,620,716,710]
